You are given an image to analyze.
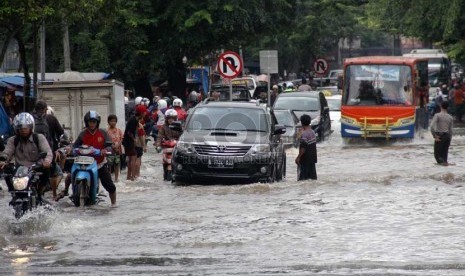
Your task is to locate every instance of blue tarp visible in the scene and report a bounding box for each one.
[0,101,12,136]
[189,67,210,94]
[0,75,24,87]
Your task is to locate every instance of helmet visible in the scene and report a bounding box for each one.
[135,96,143,105]
[163,97,172,107]
[286,82,294,89]
[46,106,54,115]
[158,99,168,110]
[135,105,147,116]
[84,110,101,128]
[142,97,150,107]
[13,112,34,132]
[188,91,198,103]
[173,98,183,107]
[165,109,178,119]
[59,132,70,146]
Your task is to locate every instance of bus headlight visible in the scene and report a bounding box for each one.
[341,117,356,125]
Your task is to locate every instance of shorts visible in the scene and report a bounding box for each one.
[136,147,143,158]
[63,157,74,173]
[107,154,121,165]
[50,162,63,177]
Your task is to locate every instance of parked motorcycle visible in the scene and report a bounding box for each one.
[0,152,47,219]
[71,145,106,207]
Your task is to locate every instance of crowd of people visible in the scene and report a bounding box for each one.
[0,87,205,206]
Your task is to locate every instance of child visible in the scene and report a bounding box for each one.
[107,114,124,182]
[295,114,317,181]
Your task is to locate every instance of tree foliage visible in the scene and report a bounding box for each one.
[366,0,465,62]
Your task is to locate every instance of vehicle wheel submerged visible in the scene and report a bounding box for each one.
[73,180,88,207]
[14,202,23,219]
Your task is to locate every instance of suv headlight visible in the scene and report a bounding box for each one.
[249,144,270,154]
[177,142,196,153]
[13,177,29,190]
[311,115,321,126]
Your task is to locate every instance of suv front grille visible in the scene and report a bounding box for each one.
[193,145,251,156]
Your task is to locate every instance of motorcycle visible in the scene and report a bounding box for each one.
[71,145,106,207]
[160,121,182,181]
[161,139,177,181]
[0,152,47,219]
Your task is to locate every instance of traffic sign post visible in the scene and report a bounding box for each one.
[217,51,243,100]
[313,58,329,88]
[260,50,278,104]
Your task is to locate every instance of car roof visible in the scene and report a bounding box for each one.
[197,100,268,110]
[276,91,321,98]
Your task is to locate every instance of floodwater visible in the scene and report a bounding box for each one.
[1,124,465,275]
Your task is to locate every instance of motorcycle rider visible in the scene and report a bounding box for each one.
[156,109,182,180]
[0,113,53,201]
[172,98,187,122]
[73,111,117,207]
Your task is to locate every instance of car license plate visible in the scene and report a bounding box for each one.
[207,157,234,169]
[74,156,94,165]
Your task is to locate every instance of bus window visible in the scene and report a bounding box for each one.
[343,64,413,106]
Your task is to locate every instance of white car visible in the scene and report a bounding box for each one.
[326,94,341,123]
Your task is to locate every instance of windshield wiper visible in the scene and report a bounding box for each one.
[205,128,232,131]
[237,129,267,132]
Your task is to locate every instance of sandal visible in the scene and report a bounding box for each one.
[55,191,68,202]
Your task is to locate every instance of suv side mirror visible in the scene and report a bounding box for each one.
[274,125,286,135]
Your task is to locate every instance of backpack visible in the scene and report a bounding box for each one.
[14,133,40,149]
[33,114,53,148]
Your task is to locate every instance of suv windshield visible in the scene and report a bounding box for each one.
[187,106,269,132]
[274,97,320,111]
[274,111,295,127]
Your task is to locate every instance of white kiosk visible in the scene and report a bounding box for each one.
[37,71,125,141]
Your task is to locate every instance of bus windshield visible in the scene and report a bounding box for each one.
[343,64,413,106]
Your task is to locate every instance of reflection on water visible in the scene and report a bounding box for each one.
[1,132,465,275]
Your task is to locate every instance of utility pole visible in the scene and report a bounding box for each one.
[40,22,45,81]
[62,18,71,71]
[33,22,38,106]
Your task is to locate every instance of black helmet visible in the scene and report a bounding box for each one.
[59,132,70,146]
[84,110,101,128]
[188,91,198,104]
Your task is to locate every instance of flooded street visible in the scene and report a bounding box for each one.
[2,125,465,275]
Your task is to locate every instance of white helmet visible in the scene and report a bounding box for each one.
[158,99,168,110]
[46,106,55,115]
[142,97,150,107]
[135,96,143,105]
[286,82,294,89]
[13,112,34,132]
[165,108,178,119]
[173,98,183,107]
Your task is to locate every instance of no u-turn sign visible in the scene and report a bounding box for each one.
[217,51,243,79]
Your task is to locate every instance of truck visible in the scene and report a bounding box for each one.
[403,49,451,89]
[38,77,125,141]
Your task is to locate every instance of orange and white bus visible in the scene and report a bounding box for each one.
[341,56,428,139]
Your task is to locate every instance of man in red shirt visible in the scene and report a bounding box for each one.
[73,111,117,207]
